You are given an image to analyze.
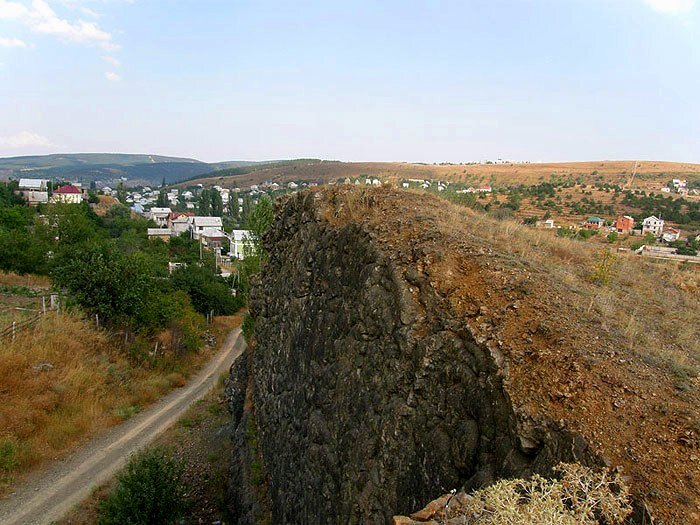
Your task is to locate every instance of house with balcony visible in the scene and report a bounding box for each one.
[642,216,664,236]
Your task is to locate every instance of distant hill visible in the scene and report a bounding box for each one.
[180,159,700,190]
[0,153,203,169]
[0,153,281,186]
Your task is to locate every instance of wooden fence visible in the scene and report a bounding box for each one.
[0,294,58,343]
[0,312,44,342]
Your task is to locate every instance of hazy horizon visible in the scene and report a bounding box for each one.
[1,0,699,164]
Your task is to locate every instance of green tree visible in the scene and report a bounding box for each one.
[247,195,274,251]
[0,181,23,207]
[116,182,127,204]
[229,191,240,222]
[51,242,162,329]
[156,190,168,208]
[211,188,224,217]
[170,264,242,315]
[198,189,212,216]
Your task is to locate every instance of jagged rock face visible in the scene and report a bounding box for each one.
[226,192,601,524]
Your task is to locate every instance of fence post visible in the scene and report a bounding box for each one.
[95,313,99,328]
[42,296,46,314]
[12,321,15,341]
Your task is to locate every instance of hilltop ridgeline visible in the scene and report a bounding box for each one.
[225,187,698,524]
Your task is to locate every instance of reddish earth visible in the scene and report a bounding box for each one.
[318,187,699,523]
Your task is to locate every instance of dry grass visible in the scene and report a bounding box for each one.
[408,463,631,525]
[0,311,241,495]
[0,272,51,289]
[313,186,699,522]
[181,159,700,192]
[320,185,700,373]
[432,199,700,373]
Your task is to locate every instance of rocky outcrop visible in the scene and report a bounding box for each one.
[225,190,605,524]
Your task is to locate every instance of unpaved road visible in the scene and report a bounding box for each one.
[0,327,245,525]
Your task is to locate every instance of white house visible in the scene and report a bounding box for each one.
[642,216,664,236]
[672,179,687,190]
[190,216,223,239]
[17,178,49,205]
[288,181,298,190]
[51,185,83,204]
[230,229,254,259]
[662,228,681,243]
[148,207,172,227]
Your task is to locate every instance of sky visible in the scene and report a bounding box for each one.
[0,0,699,163]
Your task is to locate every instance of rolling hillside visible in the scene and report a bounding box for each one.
[181,159,700,190]
[0,154,277,186]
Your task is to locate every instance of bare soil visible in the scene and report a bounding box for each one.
[318,187,699,524]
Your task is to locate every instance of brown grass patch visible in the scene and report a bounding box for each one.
[0,312,236,496]
[0,272,51,289]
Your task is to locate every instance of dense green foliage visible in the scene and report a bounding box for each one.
[98,447,186,525]
[621,191,700,226]
[171,264,243,315]
[0,181,242,332]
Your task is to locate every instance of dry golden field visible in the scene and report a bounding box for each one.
[0,310,241,496]
[182,159,700,191]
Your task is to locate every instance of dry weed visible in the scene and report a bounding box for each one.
[442,463,631,524]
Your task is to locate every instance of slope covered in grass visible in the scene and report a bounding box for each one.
[315,186,698,522]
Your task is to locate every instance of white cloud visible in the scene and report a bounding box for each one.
[0,36,27,47]
[79,6,98,18]
[644,0,696,13]
[102,54,119,67]
[104,70,120,81]
[0,0,119,50]
[0,131,53,148]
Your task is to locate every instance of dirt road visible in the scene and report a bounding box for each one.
[0,327,245,525]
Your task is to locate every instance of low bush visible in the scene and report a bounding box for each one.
[98,447,186,525]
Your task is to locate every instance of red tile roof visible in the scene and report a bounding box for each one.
[54,185,81,194]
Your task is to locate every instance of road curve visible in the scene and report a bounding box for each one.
[0,327,245,525]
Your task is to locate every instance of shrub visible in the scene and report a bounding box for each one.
[98,447,186,525]
[590,250,618,286]
[436,463,631,524]
[0,436,18,473]
[242,312,255,342]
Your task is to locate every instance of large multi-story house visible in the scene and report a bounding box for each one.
[642,216,664,236]
[17,178,49,205]
[614,216,635,234]
[148,207,172,227]
[51,185,83,204]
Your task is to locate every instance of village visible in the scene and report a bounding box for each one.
[13,172,700,267]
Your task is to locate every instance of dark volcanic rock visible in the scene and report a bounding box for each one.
[225,191,602,524]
